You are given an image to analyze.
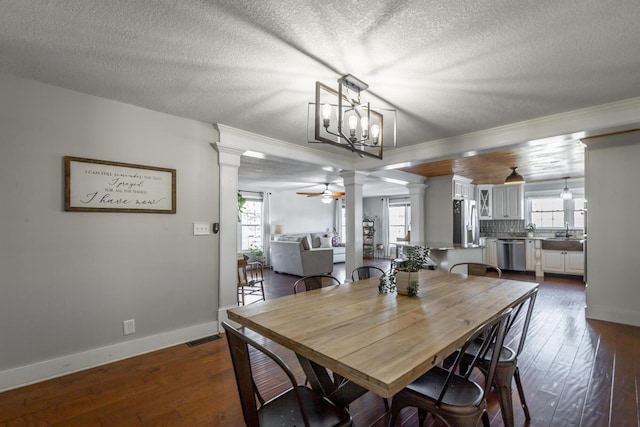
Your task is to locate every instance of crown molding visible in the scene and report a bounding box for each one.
[215,124,355,171]
[357,96,640,171]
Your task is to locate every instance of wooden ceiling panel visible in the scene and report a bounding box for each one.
[400,139,584,184]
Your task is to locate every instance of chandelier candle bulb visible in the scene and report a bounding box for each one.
[321,103,332,127]
[348,115,358,139]
[371,124,380,145]
[361,116,369,139]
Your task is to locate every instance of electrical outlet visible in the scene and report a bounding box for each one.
[123,319,135,335]
[193,222,211,236]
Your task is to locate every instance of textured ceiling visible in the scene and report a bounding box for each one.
[2,1,640,192]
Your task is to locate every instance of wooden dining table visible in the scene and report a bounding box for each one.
[227,269,538,401]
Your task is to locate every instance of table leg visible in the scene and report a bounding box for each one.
[296,355,368,408]
[328,378,369,408]
[296,354,337,396]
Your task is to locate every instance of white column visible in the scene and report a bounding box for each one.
[407,183,428,244]
[534,239,543,278]
[341,171,367,277]
[213,143,244,329]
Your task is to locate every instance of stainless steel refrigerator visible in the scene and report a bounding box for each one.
[453,199,479,246]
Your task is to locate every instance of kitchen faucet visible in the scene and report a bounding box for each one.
[565,222,570,237]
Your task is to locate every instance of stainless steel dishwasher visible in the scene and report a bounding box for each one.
[497,239,526,271]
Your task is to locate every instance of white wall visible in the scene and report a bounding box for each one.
[270,190,334,234]
[363,197,385,234]
[0,74,220,389]
[584,131,640,326]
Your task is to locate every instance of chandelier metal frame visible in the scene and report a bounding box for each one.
[309,74,396,160]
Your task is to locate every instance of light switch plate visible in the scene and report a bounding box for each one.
[193,222,211,235]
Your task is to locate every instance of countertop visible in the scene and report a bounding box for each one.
[422,242,484,250]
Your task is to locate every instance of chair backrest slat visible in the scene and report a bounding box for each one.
[351,266,386,281]
[436,307,512,405]
[293,274,340,293]
[237,259,248,287]
[449,262,502,278]
[511,287,538,357]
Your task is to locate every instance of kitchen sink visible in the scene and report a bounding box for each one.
[541,238,584,251]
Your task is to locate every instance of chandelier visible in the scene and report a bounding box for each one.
[308,74,396,160]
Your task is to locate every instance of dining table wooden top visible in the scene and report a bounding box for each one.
[227,269,538,398]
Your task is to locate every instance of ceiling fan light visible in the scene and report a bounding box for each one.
[321,194,333,204]
[504,167,525,184]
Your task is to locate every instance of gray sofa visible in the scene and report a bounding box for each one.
[271,233,334,276]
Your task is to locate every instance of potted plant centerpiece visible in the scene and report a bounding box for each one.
[379,245,430,297]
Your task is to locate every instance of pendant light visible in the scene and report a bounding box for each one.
[560,177,572,200]
[504,167,525,184]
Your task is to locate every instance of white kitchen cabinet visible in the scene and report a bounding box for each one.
[477,185,493,219]
[453,175,474,199]
[565,252,585,275]
[484,238,498,266]
[542,250,584,275]
[492,184,523,219]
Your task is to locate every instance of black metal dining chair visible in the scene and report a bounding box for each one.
[388,307,513,427]
[222,321,353,427]
[293,274,340,294]
[351,265,386,281]
[461,287,538,427]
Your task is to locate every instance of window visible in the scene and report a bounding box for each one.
[573,198,586,229]
[389,201,411,241]
[528,194,585,229]
[239,194,263,251]
[530,198,565,228]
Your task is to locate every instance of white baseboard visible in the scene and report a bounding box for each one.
[0,321,219,392]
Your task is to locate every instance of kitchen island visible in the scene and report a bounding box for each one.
[420,242,484,272]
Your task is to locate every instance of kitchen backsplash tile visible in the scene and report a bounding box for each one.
[480,220,584,238]
[480,219,524,233]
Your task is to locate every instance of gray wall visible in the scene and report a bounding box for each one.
[0,74,219,387]
[584,132,640,326]
[425,176,455,243]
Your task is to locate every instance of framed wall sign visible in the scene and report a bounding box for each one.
[64,156,176,213]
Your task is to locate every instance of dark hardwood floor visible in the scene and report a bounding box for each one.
[2,261,639,427]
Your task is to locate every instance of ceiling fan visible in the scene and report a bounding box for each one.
[296,183,345,199]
